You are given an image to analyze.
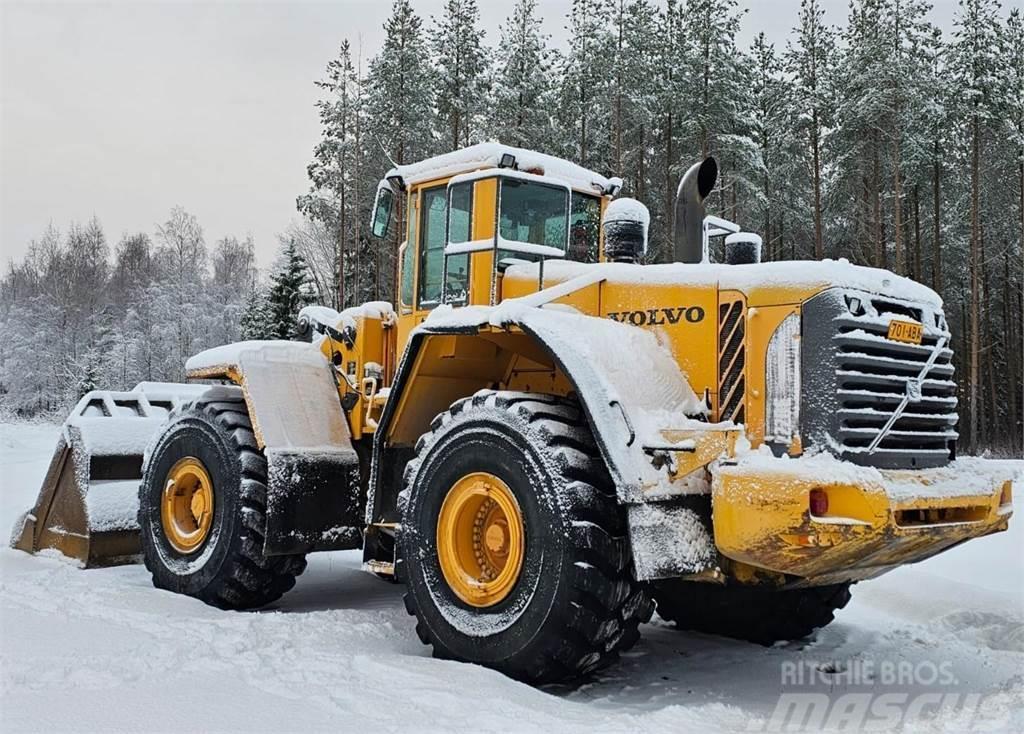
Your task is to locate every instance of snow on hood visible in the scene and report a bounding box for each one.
[506,258,943,308]
[387,142,616,193]
[300,302,395,333]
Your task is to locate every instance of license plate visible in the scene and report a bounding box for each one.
[887,320,923,345]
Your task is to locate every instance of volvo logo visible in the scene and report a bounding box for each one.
[606,306,705,326]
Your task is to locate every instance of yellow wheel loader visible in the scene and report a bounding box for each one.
[13,143,1017,684]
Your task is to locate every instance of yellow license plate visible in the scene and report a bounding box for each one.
[887,320,923,344]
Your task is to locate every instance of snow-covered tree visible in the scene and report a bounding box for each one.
[240,285,273,341]
[432,0,488,148]
[786,0,836,260]
[367,0,436,166]
[557,0,613,169]
[264,240,313,340]
[487,0,556,148]
[299,39,367,309]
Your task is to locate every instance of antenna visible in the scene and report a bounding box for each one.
[371,132,399,169]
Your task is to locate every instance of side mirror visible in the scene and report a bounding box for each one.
[370,181,395,239]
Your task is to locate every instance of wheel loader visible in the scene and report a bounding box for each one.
[13,142,1017,684]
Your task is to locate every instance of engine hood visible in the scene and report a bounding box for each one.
[505,259,942,309]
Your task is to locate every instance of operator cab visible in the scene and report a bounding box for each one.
[370,143,621,344]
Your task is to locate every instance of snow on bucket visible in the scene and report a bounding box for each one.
[10,382,209,567]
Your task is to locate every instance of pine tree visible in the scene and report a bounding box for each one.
[432,0,488,149]
[488,0,556,148]
[367,0,436,166]
[948,0,1004,453]
[650,0,689,257]
[265,240,313,340]
[76,349,103,398]
[240,285,272,340]
[299,39,364,309]
[786,0,836,260]
[751,33,805,260]
[558,0,613,168]
[366,0,437,303]
[1004,9,1024,452]
[619,0,660,209]
[681,0,759,227]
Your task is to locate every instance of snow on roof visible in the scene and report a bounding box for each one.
[387,142,616,193]
[505,257,943,307]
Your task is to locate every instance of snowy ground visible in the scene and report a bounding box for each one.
[1,422,1021,733]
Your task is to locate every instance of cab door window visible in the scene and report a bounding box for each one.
[399,241,414,311]
[445,181,472,302]
[418,185,469,308]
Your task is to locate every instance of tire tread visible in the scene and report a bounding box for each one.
[400,389,650,684]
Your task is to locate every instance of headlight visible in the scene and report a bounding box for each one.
[765,312,801,444]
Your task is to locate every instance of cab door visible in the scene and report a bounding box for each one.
[395,188,421,351]
[396,181,472,350]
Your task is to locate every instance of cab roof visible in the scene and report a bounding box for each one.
[386,142,619,195]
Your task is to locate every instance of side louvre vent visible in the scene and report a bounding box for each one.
[718,298,746,424]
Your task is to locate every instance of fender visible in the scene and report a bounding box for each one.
[186,341,363,555]
[365,305,720,578]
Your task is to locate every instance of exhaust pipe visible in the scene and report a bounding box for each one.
[673,157,718,263]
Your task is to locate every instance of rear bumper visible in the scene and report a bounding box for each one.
[711,454,1017,585]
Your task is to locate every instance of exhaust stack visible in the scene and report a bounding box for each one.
[673,157,718,263]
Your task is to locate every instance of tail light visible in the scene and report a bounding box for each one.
[809,488,829,517]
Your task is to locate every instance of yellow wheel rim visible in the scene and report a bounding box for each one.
[161,457,215,554]
[437,472,525,608]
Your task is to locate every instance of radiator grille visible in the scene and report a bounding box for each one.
[832,297,958,466]
[718,298,745,424]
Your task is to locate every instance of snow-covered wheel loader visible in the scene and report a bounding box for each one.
[13,143,1017,684]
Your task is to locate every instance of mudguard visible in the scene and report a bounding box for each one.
[186,341,363,555]
[369,292,725,579]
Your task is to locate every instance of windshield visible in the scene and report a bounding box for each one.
[498,179,569,258]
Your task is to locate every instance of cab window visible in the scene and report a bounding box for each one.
[418,185,469,308]
[499,179,568,249]
[569,191,601,262]
[399,241,414,310]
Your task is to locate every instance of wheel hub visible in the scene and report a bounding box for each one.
[437,472,524,607]
[161,457,215,554]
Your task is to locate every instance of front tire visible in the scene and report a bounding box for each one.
[652,580,852,645]
[138,395,306,610]
[398,391,652,684]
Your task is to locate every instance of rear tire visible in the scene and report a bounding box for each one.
[398,390,652,684]
[139,395,307,610]
[652,580,852,645]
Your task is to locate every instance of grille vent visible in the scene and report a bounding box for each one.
[718,299,746,424]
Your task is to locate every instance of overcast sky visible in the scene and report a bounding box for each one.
[1,0,959,267]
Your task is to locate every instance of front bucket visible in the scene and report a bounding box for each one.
[10,382,210,567]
